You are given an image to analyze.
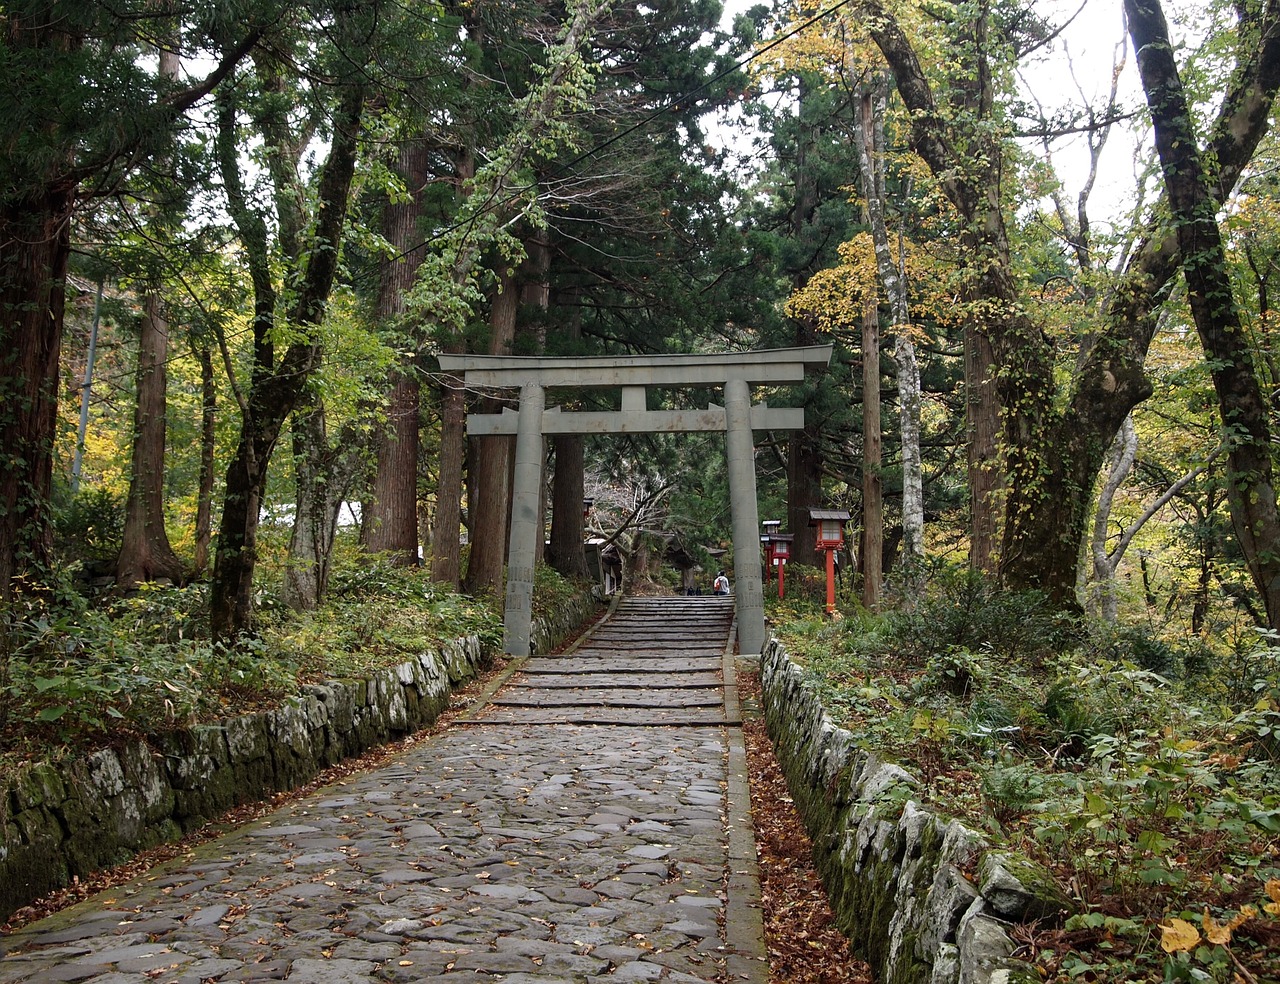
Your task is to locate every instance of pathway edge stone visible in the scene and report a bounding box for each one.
[0,589,600,923]
[760,636,1064,984]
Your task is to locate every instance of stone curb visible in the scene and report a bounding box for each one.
[0,589,600,923]
[758,637,1065,984]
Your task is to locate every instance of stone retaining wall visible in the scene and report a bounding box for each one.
[760,638,1067,984]
[0,590,600,922]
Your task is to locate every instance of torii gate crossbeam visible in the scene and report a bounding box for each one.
[438,345,833,657]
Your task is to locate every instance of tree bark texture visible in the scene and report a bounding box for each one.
[1126,0,1280,630]
[364,140,430,565]
[210,79,365,640]
[117,294,185,588]
[548,435,590,578]
[430,376,466,588]
[1088,416,1137,623]
[787,429,823,563]
[193,346,216,575]
[0,186,71,601]
[855,76,924,590]
[117,35,185,590]
[463,265,519,596]
[283,402,365,610]
[964,326,1000,574]
[860,290,883,608]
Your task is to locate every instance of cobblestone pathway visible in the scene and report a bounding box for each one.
[0,598,765,984]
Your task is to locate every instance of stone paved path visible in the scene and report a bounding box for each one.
[0,597,766,984]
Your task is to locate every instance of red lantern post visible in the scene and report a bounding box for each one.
[760,520,780,585]
[772,534,793,599]
[808,509,850,614]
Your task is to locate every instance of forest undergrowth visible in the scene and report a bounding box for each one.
[4,553,1280,981]
[770,563,1280,983]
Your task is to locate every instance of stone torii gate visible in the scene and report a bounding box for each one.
[438,345,833,658]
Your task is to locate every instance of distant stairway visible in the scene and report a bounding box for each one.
[469,596,736,726]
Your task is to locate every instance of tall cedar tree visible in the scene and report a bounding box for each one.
[0,1,258,604]
[1125,0,1280,628]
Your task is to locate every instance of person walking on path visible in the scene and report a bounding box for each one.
[713,570,730,595]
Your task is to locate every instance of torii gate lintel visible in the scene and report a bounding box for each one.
[438,345,833,657]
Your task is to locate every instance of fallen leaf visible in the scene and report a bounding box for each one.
[1160,917,1200,953]
[1204,909,1231,945]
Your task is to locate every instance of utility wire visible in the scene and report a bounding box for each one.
[394,0,857,263]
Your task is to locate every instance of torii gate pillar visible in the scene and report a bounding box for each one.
[724,377,765,654]
[505,382,546,656]
[440,345,832,658]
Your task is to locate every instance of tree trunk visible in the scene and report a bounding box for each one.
[283,402,365,610]
[855,75,923,595]
[117,293,186,588]
[363,141,429,565]
[364,372,421,564]
[1127,0,1280,630]
[193,345,216,575]
[860,291,883,608]
[0,189,72,601]
[964,326,1000,574]
[117,36,185,590]
[209,79,365,640]
[548,435,590,577]
[462,265,519,595]
[786,78,825,564]
[211,425,275,640]
[1087,416,1137,623]
[431,373,467,588]
[787,429,823,563]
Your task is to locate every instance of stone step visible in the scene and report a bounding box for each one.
[468,707,733,726]
[492,688,723,708]
[515,672,723,688]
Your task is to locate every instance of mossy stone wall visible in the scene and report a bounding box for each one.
[760,638,1066,984]
[0,590,599,922]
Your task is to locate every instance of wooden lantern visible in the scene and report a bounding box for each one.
[808,509,850,613]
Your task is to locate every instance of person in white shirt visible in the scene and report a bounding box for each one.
[713,571,730,595]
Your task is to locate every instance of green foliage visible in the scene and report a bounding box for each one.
[884,563,1077,667]
[55,488,126,564]
[0,561,590,774]
[771,570,1280,983]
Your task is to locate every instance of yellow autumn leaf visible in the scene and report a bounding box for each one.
[1265,878,1280,917]
[1204,909,1232,945]
[1160,917,1200,953]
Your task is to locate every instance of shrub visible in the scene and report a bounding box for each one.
[884,563,1074,668]
[55,487,125,563]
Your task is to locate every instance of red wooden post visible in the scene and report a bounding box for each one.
[808,510,849,617]
[772,534,792,600]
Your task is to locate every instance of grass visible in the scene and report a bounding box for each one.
[766,567,1280,983]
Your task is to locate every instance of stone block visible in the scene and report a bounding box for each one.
[978,852,1072,924]
[10,763,67,811]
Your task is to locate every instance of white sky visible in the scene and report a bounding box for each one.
[714,0,1153,238]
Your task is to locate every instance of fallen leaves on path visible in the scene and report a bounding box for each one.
[741,672,874,983]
